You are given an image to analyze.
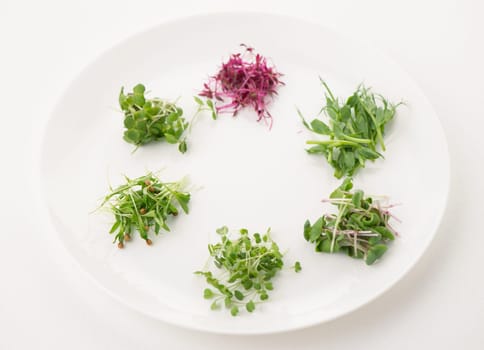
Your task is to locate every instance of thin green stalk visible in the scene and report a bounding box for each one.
[307,139,361,147]
[330,203,347,253]
[358,96,385,150]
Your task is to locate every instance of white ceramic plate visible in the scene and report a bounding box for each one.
[40,13,449,334]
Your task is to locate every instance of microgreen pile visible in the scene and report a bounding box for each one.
[199,44,284,127]
[299,79,401,178]
[304,178,397,265]
[119,84,188,153]
[196,226,300,316]
[99,172,190,248]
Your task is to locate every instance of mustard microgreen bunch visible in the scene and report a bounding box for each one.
[119,84,188,153]
[299,78,401,178]
[304,178,397,265]
[196,227,299,316]
[99,172,190,248]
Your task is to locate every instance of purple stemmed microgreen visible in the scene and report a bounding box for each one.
[198,44,284,128]
[304,178,398,265]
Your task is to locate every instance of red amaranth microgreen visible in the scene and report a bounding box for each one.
[199,44,284,128]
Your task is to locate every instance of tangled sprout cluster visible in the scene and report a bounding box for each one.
[199,45,284,128]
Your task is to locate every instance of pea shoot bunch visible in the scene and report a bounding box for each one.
[99,172,190,248]
[119,84,188,153]
[299,79,401,178]
[196,227,300,316]
[304,178,397,265]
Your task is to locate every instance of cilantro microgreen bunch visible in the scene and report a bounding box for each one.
[196,227,300,316]
[99,172,190,248]
[119,84,188,153]
[304,178,398,265]
[299,79,401,178]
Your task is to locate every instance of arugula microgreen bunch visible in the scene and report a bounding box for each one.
[99,172,190,248]
[299,79,401,178]
[119,84,188,153]
[196,227,300,316]
[304,178,398,265]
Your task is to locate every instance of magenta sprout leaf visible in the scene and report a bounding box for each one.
[199,44,284,128]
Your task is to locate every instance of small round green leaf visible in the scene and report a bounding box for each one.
[123,116,135,128]
[246,301,255,313]
[133,84,145,95]
[230,306,239,316]
[234,290,244,301]
[203,288,214,299]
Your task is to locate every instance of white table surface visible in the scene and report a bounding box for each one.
[1,0,483,349]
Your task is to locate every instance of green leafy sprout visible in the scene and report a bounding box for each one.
[303,178,398,265]
[196,227,300,316]
[191,96,218,126]
[299,78,402,178]
[98,172,190,248]
[119,84,188,153]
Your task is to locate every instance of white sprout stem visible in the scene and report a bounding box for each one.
[322,198,352,203]
[379,203,402,209]
[340,231,377,236]
[330,203,347,253]
[354,232,357,256]
[329,229,378,236]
